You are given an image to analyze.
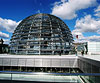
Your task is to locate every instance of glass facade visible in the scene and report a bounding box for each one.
[78,56,100,83]
[88,42,100,55]
[10,13,73,55]
[0,72,84,83]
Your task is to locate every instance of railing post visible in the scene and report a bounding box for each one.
[11,73,12,83]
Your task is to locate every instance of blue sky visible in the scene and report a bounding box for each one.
[0,0,100,44]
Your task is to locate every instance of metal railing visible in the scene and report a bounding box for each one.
[0,71,100,83]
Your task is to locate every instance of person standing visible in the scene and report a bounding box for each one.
[81,50,84,56]
[75,47,77,56]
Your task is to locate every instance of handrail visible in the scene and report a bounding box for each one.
[0,71,100,76]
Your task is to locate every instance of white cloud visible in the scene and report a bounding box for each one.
[3,39,10,44]
[51,0,97,20]
[74,15,100,33]
[87,35,100,42]
[0,17,20,33]
[0,31,9,38]
[72,14,100,42]
[74,35,100,43]
[94,5,100,17]
[95,12,100,17]
[95,5,100,12]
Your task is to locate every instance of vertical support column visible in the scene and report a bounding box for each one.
[39,14,43,55]
[49,16,54,55]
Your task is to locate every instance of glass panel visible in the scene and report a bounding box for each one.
[0,72,99,83]
[0,73,11,80]
[12,74,82,82]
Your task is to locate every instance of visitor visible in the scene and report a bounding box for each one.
[59,50,62,56]
[76,51,77,56]
[75,47,77,56]
[81,50,84,56]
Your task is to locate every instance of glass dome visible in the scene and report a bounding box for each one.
[10,13,73,55]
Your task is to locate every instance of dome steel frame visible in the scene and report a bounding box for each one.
[10,13,73,55]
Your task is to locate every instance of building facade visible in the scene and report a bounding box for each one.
[10,13,73,55]
[87,42,100,55]
[74,42,100,55]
